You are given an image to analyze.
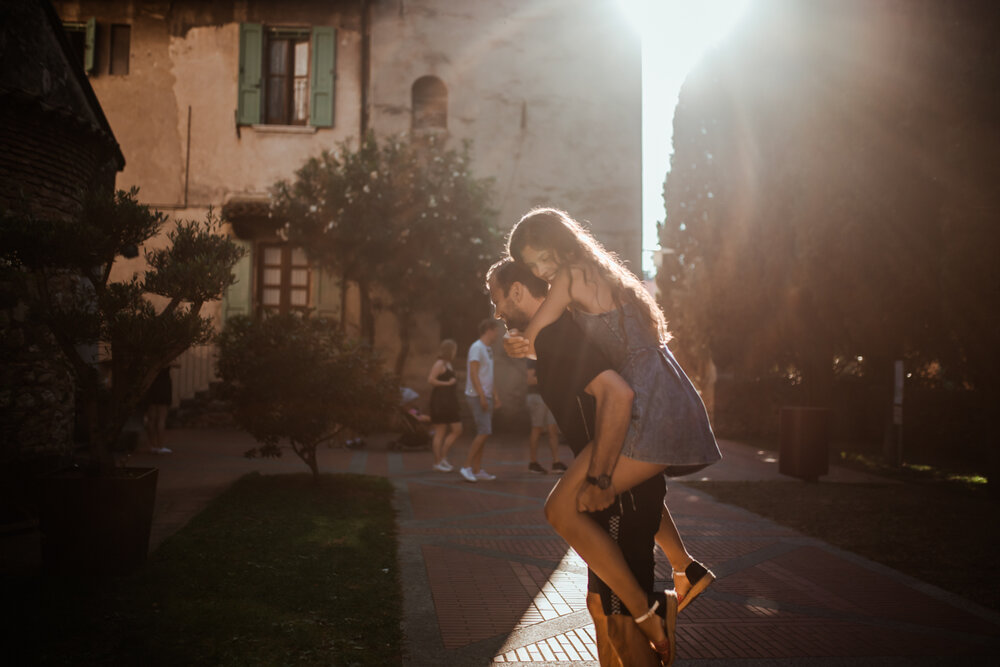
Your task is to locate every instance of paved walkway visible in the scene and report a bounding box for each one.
[89,430,1000,664]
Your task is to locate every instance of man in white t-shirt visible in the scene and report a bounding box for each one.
[460,319,502,482]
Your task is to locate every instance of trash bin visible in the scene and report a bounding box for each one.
[778,407,831,482]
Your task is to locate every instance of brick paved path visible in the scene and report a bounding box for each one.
[127,430,1000,666]
[387,437,999,666]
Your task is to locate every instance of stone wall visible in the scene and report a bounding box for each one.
[0,284,75,465]
[0,97,114,219]
[0,0,121,466]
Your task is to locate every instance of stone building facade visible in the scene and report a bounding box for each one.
[0,0,125,465]
[48,0,642,403]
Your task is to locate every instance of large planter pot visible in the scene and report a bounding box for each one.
[37,467,158,575]
[778,407,831,482]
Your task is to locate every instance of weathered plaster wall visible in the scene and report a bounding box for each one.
[48,0,643,410]
[369,0,642,413]
[369,0,643,271]
[167,23,364,205]
[50,1,366,402]
[53,1,365,207]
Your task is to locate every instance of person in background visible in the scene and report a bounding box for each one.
[143,365,175,454]
[427,339,462,472]
[526,358,566,474]
[460,319,501,482]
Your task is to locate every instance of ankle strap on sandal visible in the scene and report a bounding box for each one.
[634,599,659,624]
[686,560,708,582]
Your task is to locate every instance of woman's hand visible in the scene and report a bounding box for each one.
[503,330,532,358]
[576,480,616,513]
[447,378,457,386]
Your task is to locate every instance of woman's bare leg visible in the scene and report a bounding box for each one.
[544,445,668,645]
[143,405,157,451]
[655,505,695,601]
[442,422,462,461]
[431,423,446,463]
[656,502,716,609]
[155,406,168,448]
[655,505,693,572]
[144,405,168,452]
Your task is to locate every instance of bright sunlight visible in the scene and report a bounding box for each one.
[617,0,751,276]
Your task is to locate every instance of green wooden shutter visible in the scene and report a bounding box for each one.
[237,23,263,125]
[310,26,336,127]
[84,17,96,73]
[223,240,254,321]
[314,267,341,319]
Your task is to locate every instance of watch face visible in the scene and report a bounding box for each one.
[587,474,612,489]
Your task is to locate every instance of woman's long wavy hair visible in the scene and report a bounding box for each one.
[507,207,671,343]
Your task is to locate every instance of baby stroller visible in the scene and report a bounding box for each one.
[388,387,432,451]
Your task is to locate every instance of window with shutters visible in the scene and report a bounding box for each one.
[265,28,309,125]
[63,18,96,73]
[256,244,311,315]
[238,23,336,128]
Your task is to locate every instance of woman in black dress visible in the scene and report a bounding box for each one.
[427,339,462,471]
[143,365,174,454]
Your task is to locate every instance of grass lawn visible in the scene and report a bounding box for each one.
[9,473,401,666]
[683,479,1000,612]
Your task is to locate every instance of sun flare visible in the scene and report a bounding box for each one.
[617,0,751,275]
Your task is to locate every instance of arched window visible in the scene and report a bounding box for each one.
[411,76,447,130]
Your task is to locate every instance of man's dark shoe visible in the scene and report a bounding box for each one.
[551,461,568,473]
[528,462,547,474]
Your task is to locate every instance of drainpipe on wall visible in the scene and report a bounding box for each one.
[184,104,192,208]
[355,0,374,344]
[360,0,371,138]
[150,104,204,210]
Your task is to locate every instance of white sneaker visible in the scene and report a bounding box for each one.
[475,469,496,481]
[433,461,450,472]
[460,467,477,483]
[439,459,454,472]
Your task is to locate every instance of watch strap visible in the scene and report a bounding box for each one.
[585,473,612,489]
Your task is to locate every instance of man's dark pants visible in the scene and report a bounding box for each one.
[586,472,667,617]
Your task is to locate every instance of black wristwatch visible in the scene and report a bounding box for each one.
[585,473,612,490]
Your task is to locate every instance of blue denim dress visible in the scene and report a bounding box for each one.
[572,303,722,470]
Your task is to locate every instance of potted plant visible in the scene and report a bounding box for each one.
[0,188,244,574]
[216,313,399,480]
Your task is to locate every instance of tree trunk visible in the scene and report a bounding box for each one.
[866,354,900,466]
[82,389,114,474]
[973,384,999,502]
[801,342,833,408]
[794,288,833,409]
[339,274,349,332]
[292,440,320,481]
[306,447,319,481]
[395,312,411,378]
[360,279,375,346]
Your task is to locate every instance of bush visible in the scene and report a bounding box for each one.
[217,314,399,478]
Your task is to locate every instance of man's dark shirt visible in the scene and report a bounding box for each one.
[533,311,612,456]
[532,310,665,615]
